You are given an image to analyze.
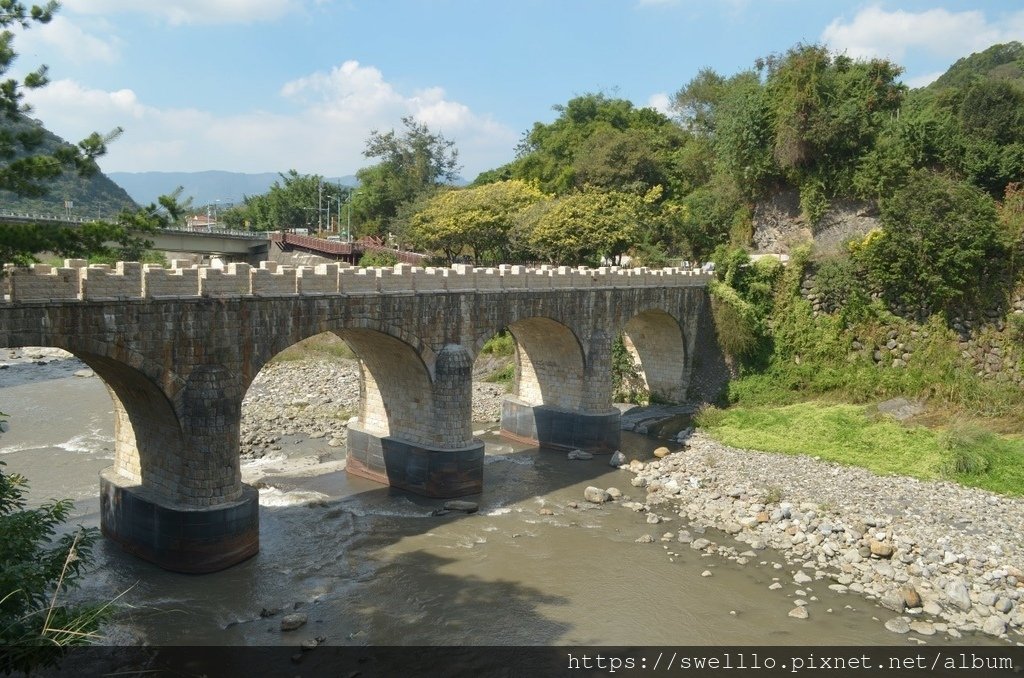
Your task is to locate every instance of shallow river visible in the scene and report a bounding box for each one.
[0,353,993,647]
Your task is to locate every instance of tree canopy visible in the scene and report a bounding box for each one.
[350,116,461,237]
[222,170,348,232]
[406,179,545,263]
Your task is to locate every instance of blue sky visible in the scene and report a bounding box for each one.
[12,1,1024,180]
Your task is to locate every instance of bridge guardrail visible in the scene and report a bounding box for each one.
[0,210,92,224]
[1,259,713,303]
[0,212,271,240]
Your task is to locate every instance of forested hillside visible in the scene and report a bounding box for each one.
[0,114,137,217]
[390,41,1024,270]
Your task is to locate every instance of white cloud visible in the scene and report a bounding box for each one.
[822,5,1024,62]
[646,92,672,115]
[903,70,945,89]
[62,0,305,25]
[13,15,120,65]
[23,62,518,178]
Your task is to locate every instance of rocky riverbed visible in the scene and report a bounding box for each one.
[612,430,1024,644]
[240,358,507,458]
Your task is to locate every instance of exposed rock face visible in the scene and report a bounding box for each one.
[752,189,880,255]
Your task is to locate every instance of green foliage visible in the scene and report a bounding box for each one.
[611,335,649,405]
[940,423,993,476]
[693,404,727,428]
[351,117,461,235]
[505,93,689,199]
[0,2,123,203]
[1008,313,1024,345]
[0,459,107,673]
[527,185,655,265]
[811,254,870,317]
[406,180,546,263]
[481,331,515,357]
[705,248,786,363]
[708,280,762,361]
[671,173,745,259]
[671,67,731,137]
[930,42,1024,91]
[713,72,779,195]
[357,250,399,267]
[229,171,346,232]
[857,169,1003,311]
[483,363,515,387]
[701,401,1024,495]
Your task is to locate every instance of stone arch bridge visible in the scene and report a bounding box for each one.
[0,259,714,573]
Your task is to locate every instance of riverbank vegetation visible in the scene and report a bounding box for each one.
[0,452,109,673]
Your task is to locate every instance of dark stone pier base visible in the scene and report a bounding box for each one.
[346,425,484,498]
[500,398,621,453]
[100,469,259,574]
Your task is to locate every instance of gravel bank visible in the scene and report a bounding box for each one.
[621,430,1024,643]
[240,358,506,458]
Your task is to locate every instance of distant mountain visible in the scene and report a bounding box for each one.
[929,41,1024,90]
[107,170,358,208]
[0,114,137,218]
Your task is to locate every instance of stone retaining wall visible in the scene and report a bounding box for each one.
[800,269,1024,385]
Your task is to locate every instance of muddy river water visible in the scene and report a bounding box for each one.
[0,352,995,648]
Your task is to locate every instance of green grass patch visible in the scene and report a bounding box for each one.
[484,362,515,387]
[270,333,356,363]
[697,401,1024,495]
[481,330,515,357]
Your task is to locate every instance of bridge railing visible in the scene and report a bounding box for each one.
[1,259,713,303]
[160,226,270,240]
[0,210,92,224]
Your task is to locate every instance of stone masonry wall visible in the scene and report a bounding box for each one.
[801,269,1024,385]
[0,262,713,510]
[3,259,712,303]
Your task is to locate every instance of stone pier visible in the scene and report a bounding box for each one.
[1,259,712,572]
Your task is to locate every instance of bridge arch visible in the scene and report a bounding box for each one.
[0,341,188,504]
[620,309,689,403]
[502,317,586,411]
[336,328,435,445]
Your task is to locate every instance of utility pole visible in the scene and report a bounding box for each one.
[317,180,323,233]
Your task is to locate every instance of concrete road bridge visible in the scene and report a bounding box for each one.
[0,212,270,259]
[0,258,715,573]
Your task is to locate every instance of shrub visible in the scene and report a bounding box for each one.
[1,457,108,674]
[708,280,762,360]
[484,363,515,387]
[358,251,399,267]
[612,335,649,404]
[858,169,1005,312]
[693,404,726,428]
[481,331,515,356]
[940,423,993,475]
[812,254,868,314]
[1008,312,1024,345]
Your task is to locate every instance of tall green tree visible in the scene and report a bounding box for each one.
[489,93,689,199]
[0,2,120,199]
[0,1,144,269]
[857,169,1003,312]
[224,171,347,232]
[351,116,460,236]
[527,186,659,266]
[406,180,546,263]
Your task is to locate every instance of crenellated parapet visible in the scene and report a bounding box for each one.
[2,259,712,302]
